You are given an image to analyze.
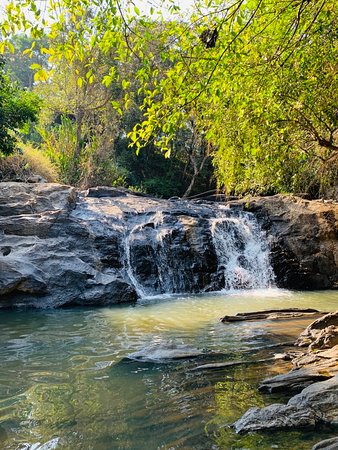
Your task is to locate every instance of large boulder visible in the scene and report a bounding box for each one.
[0,184,231,307]
[0,183,138,308]
[237,195,338,290]
[296,311,338,348]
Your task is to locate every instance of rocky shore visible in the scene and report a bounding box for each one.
[233,311,338,450]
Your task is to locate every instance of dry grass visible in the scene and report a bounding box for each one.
[0,144,59,182]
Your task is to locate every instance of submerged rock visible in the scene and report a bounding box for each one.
[18,438,60,450]
[126,343,205,362]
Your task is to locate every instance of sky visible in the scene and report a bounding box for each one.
[0,0,195,22]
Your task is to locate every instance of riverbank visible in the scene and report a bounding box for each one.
[232,310,338,449]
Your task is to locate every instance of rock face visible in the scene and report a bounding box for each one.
[0,184,337,308]
[0,183,274,308]
[239,195,338,290]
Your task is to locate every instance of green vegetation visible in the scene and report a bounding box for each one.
[0,55,40,156]
[0,0,337,198]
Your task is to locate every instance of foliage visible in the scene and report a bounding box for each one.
[5,34,48,89]
[0,56,41,155]
[2,0,338,197]
[38,116,77,184]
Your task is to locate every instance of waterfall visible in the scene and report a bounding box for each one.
[210,211,274,290]
[123,204,274,298]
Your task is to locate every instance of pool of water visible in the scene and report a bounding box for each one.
[0,289,337,449]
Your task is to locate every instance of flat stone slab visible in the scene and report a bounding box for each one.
[221,308,323,323]
[259,368,332,393]
[126,343,205,362]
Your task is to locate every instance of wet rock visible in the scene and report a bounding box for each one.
[127,343,205,362]
[18,438,60,450]
[293,345,338,369]
[236,195,338,290]
[221,308,322,323]
[1,183,337,308]
[191,357,274,371]
[234,313,338,435]
[312,437,338,450]
[259,312,338,393]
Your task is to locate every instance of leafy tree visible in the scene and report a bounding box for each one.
[2,0,337,197]
[5,34,49,89]
[0,56,40,155]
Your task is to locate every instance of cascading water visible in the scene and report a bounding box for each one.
[210,208,274,290]
[123,202,274,298]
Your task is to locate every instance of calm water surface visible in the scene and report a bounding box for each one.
[0,289,337,450]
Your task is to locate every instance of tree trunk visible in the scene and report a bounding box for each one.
[71,108,84,185]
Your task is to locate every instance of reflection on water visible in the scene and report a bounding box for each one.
[0,289,337,449]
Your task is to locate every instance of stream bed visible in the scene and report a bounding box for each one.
[0,289,337,450]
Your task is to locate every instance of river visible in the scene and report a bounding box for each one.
[0,289,337,450]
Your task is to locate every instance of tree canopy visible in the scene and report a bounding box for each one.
[1,0,337,197]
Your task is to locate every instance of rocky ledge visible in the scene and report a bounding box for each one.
[233,311,338,449]
[0,183,337,308]
[0,183,248,307]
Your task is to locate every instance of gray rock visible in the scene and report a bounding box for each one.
[289,376,338,425]
[233,404,320,434]
[258,368,332,394]
[296,312,338,348]
[127,343,205,362]
[238,195,338,290]
[221,308,322,323]
[234,376,338,434]
[1,183,337,307]
[312,437,338,450]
